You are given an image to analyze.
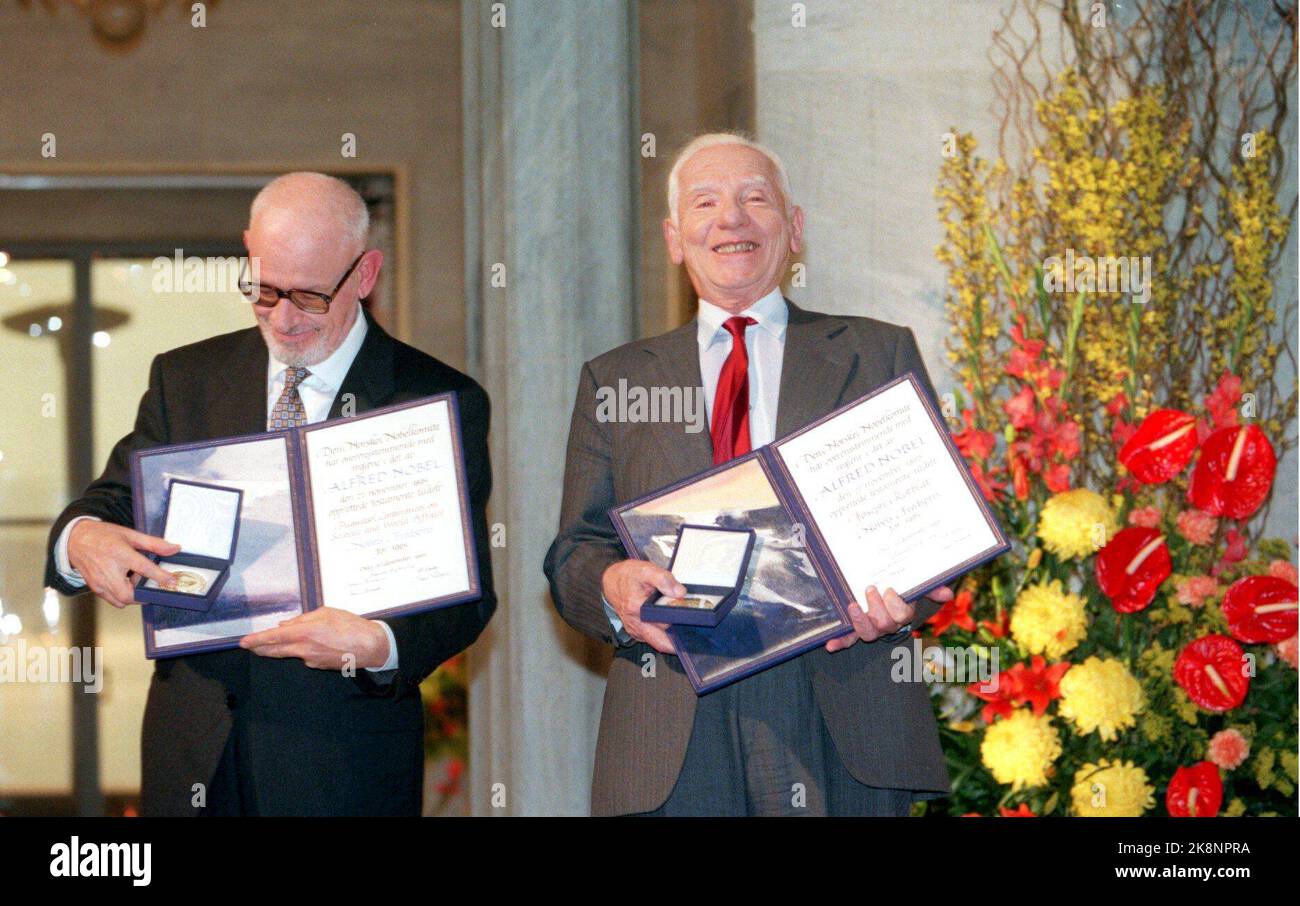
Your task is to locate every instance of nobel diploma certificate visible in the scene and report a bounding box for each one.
[132,392,481,659]
[772,375,1004,602]
[301,398,472,616]
[609,372,1008,694]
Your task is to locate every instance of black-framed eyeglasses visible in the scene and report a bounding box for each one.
[238,253,364,314]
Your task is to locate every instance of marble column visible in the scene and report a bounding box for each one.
[462,0,639,816]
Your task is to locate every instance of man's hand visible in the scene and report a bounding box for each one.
[239,607,391,671]
[601,560,684,654]
[67,519,181,608]
[825,584,954,652]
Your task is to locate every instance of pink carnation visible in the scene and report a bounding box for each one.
[1176,509,1217,546]
[1207,728,1250,770]
[1267,560,1299,586]
[1176,575,1219,608]
[1127,506,1162,528]
[1276,634,1299,670]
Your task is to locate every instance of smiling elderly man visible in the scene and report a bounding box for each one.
[44,172,496,816]
[544,133,954,816]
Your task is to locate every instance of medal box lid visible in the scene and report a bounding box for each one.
[668,524,755,593]
[161,479,243,561]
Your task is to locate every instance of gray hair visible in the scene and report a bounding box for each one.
[666,132,794,225]
[249,172,370,253]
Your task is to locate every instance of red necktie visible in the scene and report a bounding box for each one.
[711,316,757,464]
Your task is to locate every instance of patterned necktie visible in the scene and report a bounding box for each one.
[269,367,311,430]
[710,316,757,465]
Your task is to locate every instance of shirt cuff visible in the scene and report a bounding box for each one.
[364,620,400,673]
[601,593,634,646]
[55,516,100,588]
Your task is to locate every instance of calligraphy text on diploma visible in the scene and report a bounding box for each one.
[776,381,998,600]
[303,401,470,615]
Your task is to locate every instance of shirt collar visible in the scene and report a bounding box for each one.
[268,306,369,395]
[696,287,789,350]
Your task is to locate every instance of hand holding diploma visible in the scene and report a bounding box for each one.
[601,560,683,654]
[824,584,953,652]
[240,607,391,671]
[68,519,182,608]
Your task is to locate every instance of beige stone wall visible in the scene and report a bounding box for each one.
[637,0,754,336]
[0,0,464,363]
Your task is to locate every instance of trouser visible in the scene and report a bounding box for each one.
[641,655,914,816]
[203,717,256,816]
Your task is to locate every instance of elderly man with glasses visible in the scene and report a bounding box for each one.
[45,172,496,816]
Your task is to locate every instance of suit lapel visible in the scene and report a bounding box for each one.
[328,309,396,418]
[640,321,714,476]
[213,327,273,437]
[775,300,859,439]
[637,300,859,475]
[211,309,396,441]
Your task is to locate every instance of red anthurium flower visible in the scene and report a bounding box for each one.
[1118,409,1198,484]
[1174,635,1250,712]
[1221,575,1299,644]
[927,588,976,637]
[1166,762,1223,818]
[1095,527,1172,614]
[1188,424,1277,519]
[999,803,1036,817]
[1004,656,1070,715]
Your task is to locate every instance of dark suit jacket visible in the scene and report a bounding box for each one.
[544,301,951,815]
[45,309,496,816]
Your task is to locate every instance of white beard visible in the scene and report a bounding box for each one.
[257,322,333,368]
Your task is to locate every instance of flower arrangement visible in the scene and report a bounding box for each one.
[420,654,468,812]
[923,3,1296,816]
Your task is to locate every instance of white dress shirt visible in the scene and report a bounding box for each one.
[55,308,399,672]
[604,288,789,641]
[696,287,787,448]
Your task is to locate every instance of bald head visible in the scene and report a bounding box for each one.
[249,172,369,257]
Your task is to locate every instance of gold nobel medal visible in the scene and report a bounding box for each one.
[172,571,208,594]
[664,595,711,610]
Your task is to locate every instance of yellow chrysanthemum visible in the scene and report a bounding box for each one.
[1070,759,1155,817]
[1037,489,1117,560]
[1010,579,1089,659]
[1058,656,1145,741]
[980,709,1061,790]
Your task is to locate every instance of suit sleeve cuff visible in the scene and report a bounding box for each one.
[55,516,100,588]
[601,593,634,646]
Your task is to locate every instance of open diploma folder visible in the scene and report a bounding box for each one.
[609,372,1009,694]
[130,394,480,659]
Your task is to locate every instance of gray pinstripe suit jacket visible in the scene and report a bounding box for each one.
[543,301,952,816]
